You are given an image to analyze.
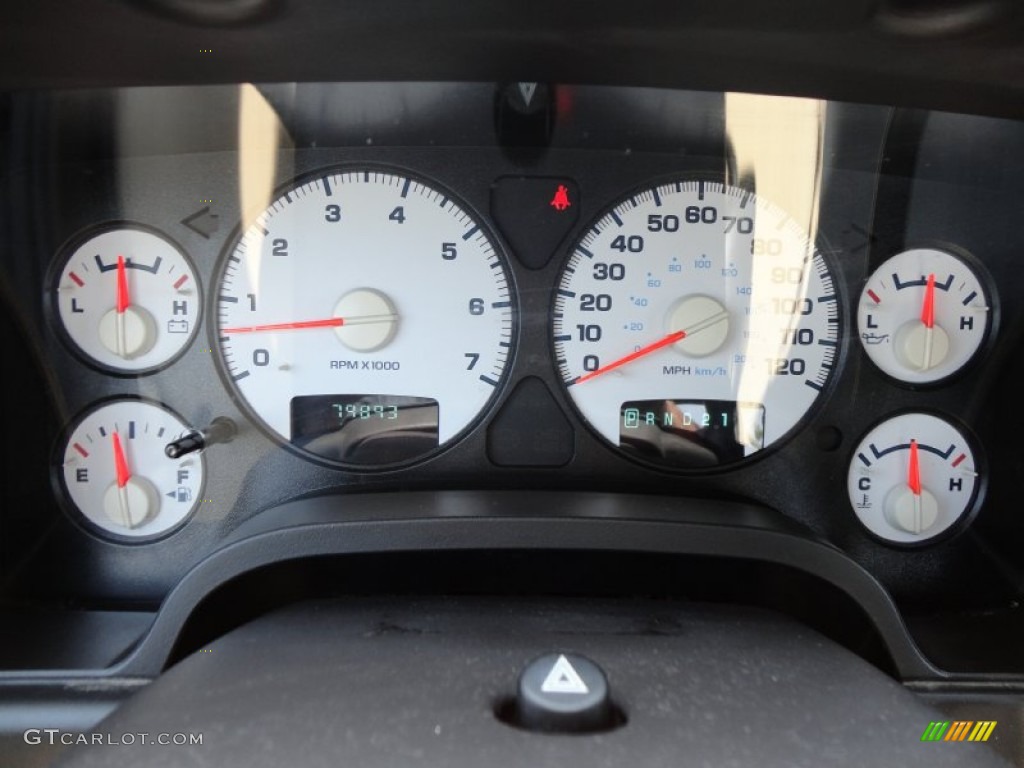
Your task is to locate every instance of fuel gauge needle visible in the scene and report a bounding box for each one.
[115,255,130,357]
[920,272,936,371]
[908,438,923,534]
[111,432,132,528]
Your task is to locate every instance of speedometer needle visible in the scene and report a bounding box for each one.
[573,308,730,385]
[222,314,395,334]
[574,330,686,385]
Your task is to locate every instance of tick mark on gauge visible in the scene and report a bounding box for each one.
[283,192,292,204]
[173,275,189,290]
[952,453,967,468]
[962,291,977,306]
[804,380,823,392]
[818,294,836,303]
[322,176,332,196]
[609,211,623,227]
[557,289,576,298]
[492,300,512,309]
[577,247,594,259]
[478,374,499,386]
[232,371,251,382]
[462,225,480,241]
[219,295,239,303]
[857,452,871,467]
[69,272,85,287]
[866,289,881,304]
[401,178,411,198]
[73,442,89,458]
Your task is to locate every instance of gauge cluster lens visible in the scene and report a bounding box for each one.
[553,180,840,469]
[215,169,515,468]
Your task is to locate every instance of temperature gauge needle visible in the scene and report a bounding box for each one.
[115,255,130,357]
[574,330,686,385]
[920,273,936,370]
[908,438,923,534]
[111,432,132,527]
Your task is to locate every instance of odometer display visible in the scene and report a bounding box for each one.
[216,169,515,468]
[553,180,840,469]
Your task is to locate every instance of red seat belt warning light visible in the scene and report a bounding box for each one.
[550,184,572,211]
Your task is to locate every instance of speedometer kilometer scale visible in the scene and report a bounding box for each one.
[554,181,840,469]
[217,170,514,468]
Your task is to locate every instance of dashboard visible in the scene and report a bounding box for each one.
[3,2,1024,767]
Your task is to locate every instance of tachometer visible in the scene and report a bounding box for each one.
[215,169,515,468]
[553,180,840,469]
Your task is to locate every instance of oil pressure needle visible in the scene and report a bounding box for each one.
[920,273,936,371]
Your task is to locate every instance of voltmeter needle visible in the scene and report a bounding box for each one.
[115,255,130,357]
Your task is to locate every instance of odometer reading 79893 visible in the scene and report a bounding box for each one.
[553,180,840,469]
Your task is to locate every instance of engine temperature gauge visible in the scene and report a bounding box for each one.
[53,225,200,373]
[847,413,980,545]
[59,400,204,540]
[857,248,991,384]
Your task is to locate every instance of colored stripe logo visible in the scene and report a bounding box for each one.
[921,721,997,742]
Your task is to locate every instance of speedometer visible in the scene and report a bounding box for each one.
[215,169,515,468]
[553,180,840,469]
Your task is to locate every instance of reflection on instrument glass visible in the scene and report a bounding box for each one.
[290,395,439,465]
[620,399,765,467]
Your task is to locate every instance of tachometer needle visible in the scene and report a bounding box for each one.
[111,431,132,528]
[574,330,686,385]
[221,314,395,334]
[920,272,936,371]
[115,255,130,357]
[908,438,923,534]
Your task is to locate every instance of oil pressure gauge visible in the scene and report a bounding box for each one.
[53,225,200,373]
[857,248,992,384]
[847,413,981,545]
[58,399,204,540]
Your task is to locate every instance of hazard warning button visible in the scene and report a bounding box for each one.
[516,652,614,732]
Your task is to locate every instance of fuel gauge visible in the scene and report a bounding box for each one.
[857,248,992,384]
[847,413,981,545]
[59,399,204,540]
[53,225,200,373]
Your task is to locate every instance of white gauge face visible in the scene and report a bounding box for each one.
[857,248,991,384]
[553,180,840,469]
[60,400,203,539]
[847,413,979,545]
[216,169,514,467]
[54,227,200,372]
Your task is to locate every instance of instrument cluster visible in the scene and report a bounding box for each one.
[3,82,1022,613]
